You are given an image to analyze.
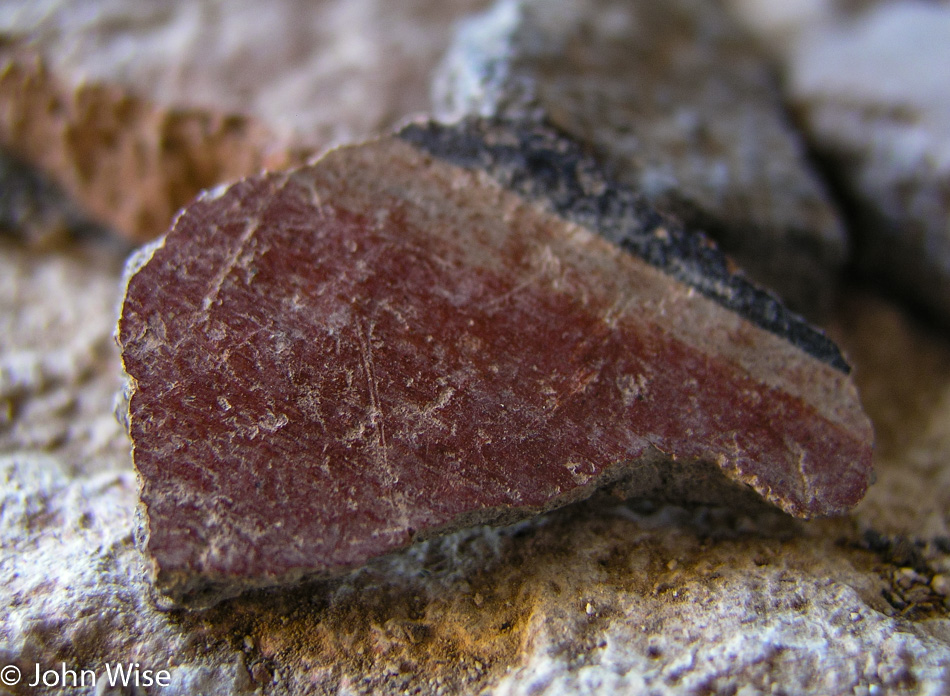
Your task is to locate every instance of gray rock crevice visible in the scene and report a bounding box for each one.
[432,0,850,314]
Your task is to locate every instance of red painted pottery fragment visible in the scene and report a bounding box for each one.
[117,122,873,607]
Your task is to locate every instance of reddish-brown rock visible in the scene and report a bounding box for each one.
[0,0,491,242]
[117,121,873,607]
[0,44,303,242]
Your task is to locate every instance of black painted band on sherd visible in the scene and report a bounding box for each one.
[399,118,851,374]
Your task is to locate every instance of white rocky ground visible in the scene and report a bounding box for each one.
[1,240,949,695]
[2,0,950,694]
[729,0,950,323]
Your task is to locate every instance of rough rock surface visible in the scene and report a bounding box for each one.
[433,0,848,312]
[0,240,128,468]
[117,124,871,607]
[3,2,950,693]
[0,0,490,241]
[0,40,301,243]
[2,235,949,696]
[730,0,950,323]
[0,149,104,248]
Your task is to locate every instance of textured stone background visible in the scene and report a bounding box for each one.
[2,1,950,695]
[2,218,949,696]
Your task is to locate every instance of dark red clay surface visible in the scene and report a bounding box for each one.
[118,139,873,606]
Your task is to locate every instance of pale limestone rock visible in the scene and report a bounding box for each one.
[0,455,257,696]
[730,0,950,322]
[487,509,949,696]
[0,0,489,146]
[725,0,941,47]
[434,0,848,312]
[0,241,128,469]
[724,0,865,50]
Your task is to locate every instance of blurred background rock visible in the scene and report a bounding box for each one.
[1,1,948,694]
